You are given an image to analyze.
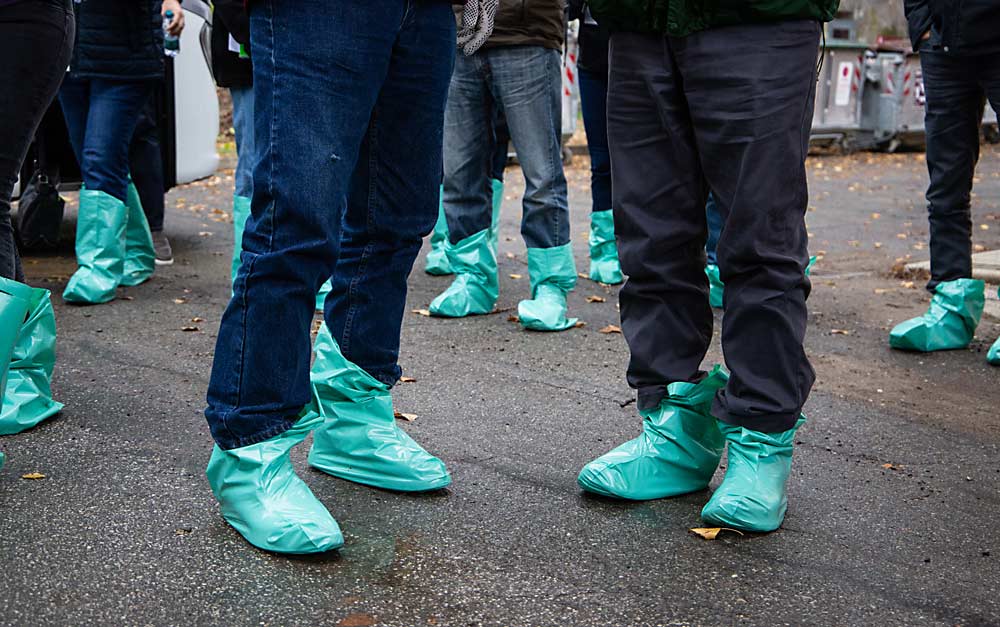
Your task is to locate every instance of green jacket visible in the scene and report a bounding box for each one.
[588,0,839,36]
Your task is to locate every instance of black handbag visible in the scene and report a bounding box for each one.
[16,140,64,251]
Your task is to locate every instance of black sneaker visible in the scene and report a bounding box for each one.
[152,231,174,266]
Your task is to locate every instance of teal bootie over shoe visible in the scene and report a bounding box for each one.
[120,180,156,287]
[889,278,984,352]
[578,367,727,500]
[307,324,450,491]
[518,243,578,331]
[206,412,344,554]
[64,189,127,304]
[231,194,251,284]
[430,228,498,317]
[0,279,62,434]
[0,279,33,398]
[988,337,1000,366]
[425,180,504,277]
[701,416,805,533]
[588,210,623,285]
[424,197,453,276]
[705,264,724,309]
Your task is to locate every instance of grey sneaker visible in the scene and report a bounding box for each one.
[152,231,174,266]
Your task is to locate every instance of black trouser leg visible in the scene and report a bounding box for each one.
[609,21,819,432]
[129,93,166,232]
[0,0,74,281]
[920,50,987,291]
[607,32,713,412]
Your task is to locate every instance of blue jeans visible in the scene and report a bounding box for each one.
[230,85,254,198]
[578,66,611,216]
[704,192,723,266]
[58,76,155,202]
[443,46,569,249]
[205,0,456,450]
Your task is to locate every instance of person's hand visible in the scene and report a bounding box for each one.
[162,0,185,37]
[921,29,931,41]
[457,0,497,56]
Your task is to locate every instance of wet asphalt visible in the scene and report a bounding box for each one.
[0,147,999,627]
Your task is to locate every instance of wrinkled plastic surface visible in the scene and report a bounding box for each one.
[120,181,156,287]
[578,367,727,500]
[315,279,332,313]
[988,337,1000,365]
[0,282,62,435]
[425,200,452,276]
[588,209,623,285]
[231,194,251,284]
[0,278,32,401]
[889,278,984,352]
[64,189,127,304]
[425,180,504,276]
[430,228,498,317]
[705,264,724,309]
[206,412,344,554]
[307,324,450,491]
[705,256,815,310]
[518,243,578,331]
[701,416,805,533]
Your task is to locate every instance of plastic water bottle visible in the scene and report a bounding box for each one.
[163,11,180,57]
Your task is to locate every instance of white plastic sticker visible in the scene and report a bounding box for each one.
[228,34,241,54]
[834,61,853,106]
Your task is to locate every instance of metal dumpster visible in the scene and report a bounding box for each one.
[811,41,871,150]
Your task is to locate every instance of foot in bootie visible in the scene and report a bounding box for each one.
[307,324,450,492]
[518,243,578,331]
[429,228,498,317]
[206,412,343,554]
[578,367,728,500]
[700,416,805,533]
[889,278,984,352]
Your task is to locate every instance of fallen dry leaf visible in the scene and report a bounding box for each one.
[507,315,519,323]
[586,295,606,303]
[505,252,515,259]
[900,281,915,289]
[119,295,134,301]
[830,329,850,335]
[400,376,417,383]
[881,463,904,471]
[599,325,622,334]
[21,472,46,480]
[509,273,523,280]
[393,411,418,422]
[173,298,187,304]
[574,321,586,328]
[337,614,376,627]
[181,326,200,332]
[411,309,431,317]
[577,272,589,280]
[690,527,744,540]
[198,231,213,237]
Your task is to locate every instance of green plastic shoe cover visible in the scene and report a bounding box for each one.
[989,336,1000,366]
[705,264,724,309]
[0,278,33,400]
[425,180,504,277]
[231,194,251,284]
[64,189,127,304]
[429,228,498,317]
[307,324,451,491]
[424,189,453,276]
[315,279,332,313]
[120,180,156,287]
[206,412,344,554]
[518,243,578,331]
[578,367,727,500]
[0,279,62,435]
[588,209,623,285]
[0,450,4,472]
[701,415,805,533]
[889,278,984,352]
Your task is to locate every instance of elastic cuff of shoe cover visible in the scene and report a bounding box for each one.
[711,399,801,434]
[212,414,303,451]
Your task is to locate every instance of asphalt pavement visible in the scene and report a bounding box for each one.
[0,146,998,627]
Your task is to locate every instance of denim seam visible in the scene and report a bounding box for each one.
[547,50,562,250]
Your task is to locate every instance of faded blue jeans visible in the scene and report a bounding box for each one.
[205,0,456,450]
[229,85,254,199]
[442,46,569,249]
